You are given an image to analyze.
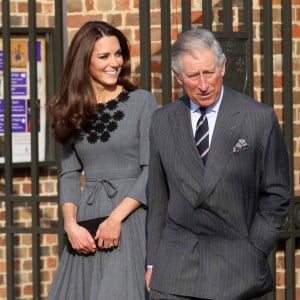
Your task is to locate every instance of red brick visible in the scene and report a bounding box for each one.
[293,24,300,37]
[125,13,139,26]
[23,285,33,295]
[18,3,28,13]
[67,15,103,28]
[47,257,58,268]
[276,271,286,287]
[85,0,94,11]
[116,0,130,10]
[67,0,82,12]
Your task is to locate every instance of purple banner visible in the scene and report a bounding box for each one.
[28,40,42,61]
[11,86,27,96]
[11,72,27,85]
[0,51,3,71]
[0,116,27,133]
[0,117,3,133]
[11,116,26,132]
[12,99,26,114]
[0,99,26,114]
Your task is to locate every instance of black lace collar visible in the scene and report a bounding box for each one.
[83,91,129,144]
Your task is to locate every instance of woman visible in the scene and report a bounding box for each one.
[47,21,156,300]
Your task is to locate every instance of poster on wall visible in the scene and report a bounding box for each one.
[0,36,46,163]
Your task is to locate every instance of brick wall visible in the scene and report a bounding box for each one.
[0,0,299,299]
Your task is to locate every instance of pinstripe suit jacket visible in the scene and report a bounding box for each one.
[146,86,290,300]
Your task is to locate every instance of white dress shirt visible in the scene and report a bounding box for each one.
[190,86,223,146]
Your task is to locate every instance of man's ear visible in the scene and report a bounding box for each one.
[172,69,183,86]
[221,58,226,77]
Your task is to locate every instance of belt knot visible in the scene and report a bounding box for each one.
[87,180,117,205]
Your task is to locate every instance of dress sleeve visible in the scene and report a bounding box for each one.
[59,145,83,206]
[126,91,157,206]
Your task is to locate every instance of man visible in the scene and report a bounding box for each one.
[145,28,290,300]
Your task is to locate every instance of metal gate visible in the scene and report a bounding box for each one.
[0,1,65,299]
[0,1,296,299]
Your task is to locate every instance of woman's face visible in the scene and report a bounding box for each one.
[89,35,124,89]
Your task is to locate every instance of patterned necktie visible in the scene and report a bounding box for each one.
[195,107,209,164]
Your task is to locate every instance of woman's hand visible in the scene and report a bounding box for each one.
[94,196,141,250]
[95,216,122,249]
[62,202,97,254]
[65,221,97,254]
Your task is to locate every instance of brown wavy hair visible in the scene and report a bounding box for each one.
[48,21,137,146]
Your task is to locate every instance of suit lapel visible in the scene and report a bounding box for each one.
[168,89,245,207]
[200,88,245,201]
[168,95,205,182]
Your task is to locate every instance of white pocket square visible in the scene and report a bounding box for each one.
[233,139,249,153]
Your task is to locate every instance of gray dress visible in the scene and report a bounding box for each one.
[47,89,156,300]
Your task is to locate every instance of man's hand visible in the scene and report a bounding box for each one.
[145,267,153,292]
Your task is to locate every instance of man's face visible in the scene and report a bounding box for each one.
[174,50,225,107]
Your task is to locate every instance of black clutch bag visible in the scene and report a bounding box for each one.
[66,216,108,255]
[77,216,108,237]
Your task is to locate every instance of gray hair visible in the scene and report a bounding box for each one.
[171,28,225,73]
